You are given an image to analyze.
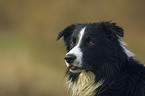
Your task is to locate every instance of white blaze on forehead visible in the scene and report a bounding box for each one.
[78,27,86,45]
[66,27,86,67]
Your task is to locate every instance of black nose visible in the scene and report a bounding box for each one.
[65,54,76,63]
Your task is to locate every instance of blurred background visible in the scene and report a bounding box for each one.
[0,0,145,96]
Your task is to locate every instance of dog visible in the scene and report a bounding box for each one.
[57,22,145,96]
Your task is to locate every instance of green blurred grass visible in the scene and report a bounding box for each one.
[0,37,67,96]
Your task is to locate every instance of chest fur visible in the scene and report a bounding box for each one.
[66,71,103,96]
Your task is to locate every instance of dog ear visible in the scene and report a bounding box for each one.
[57,24,76,41]
[100,22,124,38]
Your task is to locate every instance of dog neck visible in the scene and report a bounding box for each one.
[66,71,104,96]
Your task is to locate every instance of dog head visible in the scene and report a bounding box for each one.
[57,22,134,73]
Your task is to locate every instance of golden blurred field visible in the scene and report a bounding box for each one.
[0,0,145,96]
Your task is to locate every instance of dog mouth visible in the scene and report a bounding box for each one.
[65,61,82,73]
[65,61,90,73]
[69,66,83,73]
[70,66,83,72]
[66,62,84,73]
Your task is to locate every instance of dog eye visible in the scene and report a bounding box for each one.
[70,42,74,47]
[70,38,76,47]
[89,41,95,45]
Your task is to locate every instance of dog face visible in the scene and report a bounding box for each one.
[57,22,133,73]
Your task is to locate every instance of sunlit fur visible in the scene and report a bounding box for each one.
[66,71,103,96]
[57,22,145,96]
[119,39,135,57]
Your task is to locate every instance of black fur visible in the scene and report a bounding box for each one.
[57,22,145,96]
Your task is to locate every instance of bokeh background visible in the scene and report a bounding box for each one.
[0,0,145,96]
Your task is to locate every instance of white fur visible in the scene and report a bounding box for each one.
[66,71,103,96]
[119,39,135,57]
[66,27,86,67]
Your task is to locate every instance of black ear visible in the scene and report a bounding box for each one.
[57,24,76,41]
[100,22,124,38]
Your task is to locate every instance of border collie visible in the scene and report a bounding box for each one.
[57,22,145,96]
